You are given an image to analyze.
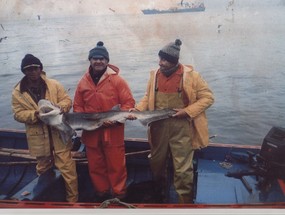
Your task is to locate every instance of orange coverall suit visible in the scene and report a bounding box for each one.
[73,64,135,198]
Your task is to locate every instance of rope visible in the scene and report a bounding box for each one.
[125,150,150,156]
[0,161,37,166]
[99,198,136,208]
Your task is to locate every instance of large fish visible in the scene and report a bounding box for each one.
[38,99,176,144]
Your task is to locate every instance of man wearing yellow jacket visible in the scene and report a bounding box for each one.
[133,39,214,203]
[11,54,78,202]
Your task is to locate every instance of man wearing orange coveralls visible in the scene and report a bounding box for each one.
[73,41,135,201]
[131,39,214,203]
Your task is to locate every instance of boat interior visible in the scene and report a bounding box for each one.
[1,128,285,208]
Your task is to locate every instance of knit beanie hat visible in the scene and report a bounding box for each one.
[158,39,182,64]
[21,54,43,73]
[88,41,109,61]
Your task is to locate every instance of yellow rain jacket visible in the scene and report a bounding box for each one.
[135,64,214,149]
[11,71,73,156]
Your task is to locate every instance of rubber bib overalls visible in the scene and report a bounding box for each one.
[149,71,194,203]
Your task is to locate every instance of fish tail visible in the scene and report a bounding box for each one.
[138,118,150,126]
[59,129,76,145]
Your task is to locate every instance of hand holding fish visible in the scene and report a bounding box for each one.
[128,108,138,120]
[102,120,118,127]
[172,108,188,118]
[34,110,40,119]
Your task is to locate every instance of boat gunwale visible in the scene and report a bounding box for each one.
[1,199,285,209]
[0,128,261,150]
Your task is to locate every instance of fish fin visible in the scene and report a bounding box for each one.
[138,118,150,126]
[59,131,70,144]
[59,129,76,145]
[59,116,76,144]
[117,118,127,124]
[111,104,121,111]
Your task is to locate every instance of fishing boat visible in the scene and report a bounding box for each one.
[1,127,285,209]
[142,1,205,15]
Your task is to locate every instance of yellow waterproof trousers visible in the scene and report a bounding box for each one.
[36,149,78,202]
[149,118,194,203]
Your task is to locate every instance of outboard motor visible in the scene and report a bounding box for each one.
[257,126,285,180]
[226,126,285,190]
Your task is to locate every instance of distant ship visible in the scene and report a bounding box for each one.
[142,0,205,15]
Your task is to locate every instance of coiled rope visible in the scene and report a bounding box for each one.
[99,198,136,208]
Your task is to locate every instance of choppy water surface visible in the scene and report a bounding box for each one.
[1,0,284,145]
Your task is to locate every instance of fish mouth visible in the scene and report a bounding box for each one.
[39,108,61,117]
[39,106,55,113]
[38,99,60,114]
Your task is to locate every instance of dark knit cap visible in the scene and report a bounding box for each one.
[21,54,43,73]
[158,39,182,64]
[88,41,109,61]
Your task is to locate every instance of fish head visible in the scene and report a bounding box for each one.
[38,99,76,144]
[38,99,62,126]
[38,99,61,114]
